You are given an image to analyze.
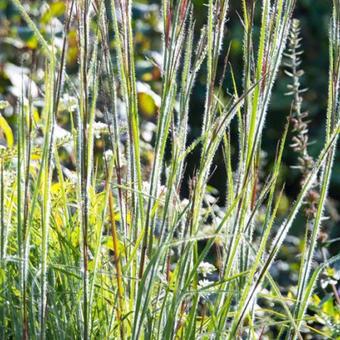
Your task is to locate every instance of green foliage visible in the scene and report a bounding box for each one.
[0,0,339,339]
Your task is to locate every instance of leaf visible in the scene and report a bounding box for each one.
[41,1,66,24]
[137,82,161,118]
[103,237,125,253]
[0,114,14,148]
[138,92,157,118]
[322,298,334,316]
[26,36,38,49]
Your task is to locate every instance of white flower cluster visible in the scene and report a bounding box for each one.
[142,181,167,198]
[141,121,156,142]
[53,125,73,154]
[198,279,214,298]
[0,169,16,188]
[59,94,78,112]
[198,279,212,289]
[103,149,114,161]
[93,121,109,139]
[198,262,216,277]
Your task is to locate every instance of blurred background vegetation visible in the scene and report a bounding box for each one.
[0,1,339,336]
[0,0,339,257]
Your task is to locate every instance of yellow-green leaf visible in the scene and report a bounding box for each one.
[0,114,14,148]
[137,82,160,119]
[41,1,66,24]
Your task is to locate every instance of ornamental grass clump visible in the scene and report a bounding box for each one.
[0,0,339,339]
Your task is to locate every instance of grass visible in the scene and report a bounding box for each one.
[0,0,339,338]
